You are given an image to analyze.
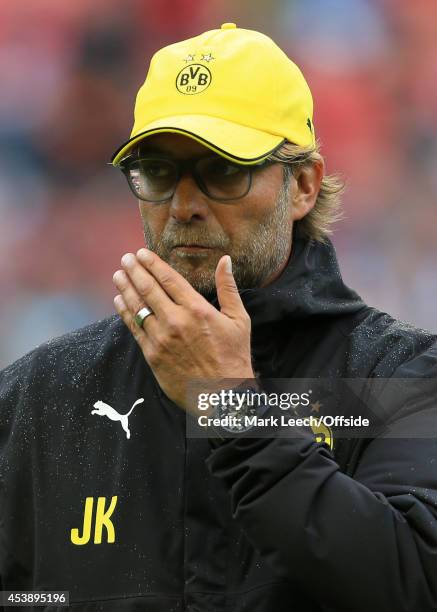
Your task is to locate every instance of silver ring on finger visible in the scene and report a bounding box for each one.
[134,306,154,328]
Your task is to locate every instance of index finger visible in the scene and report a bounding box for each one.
[136,248,205,306]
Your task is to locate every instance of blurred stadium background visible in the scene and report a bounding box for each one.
[1,0,436,368]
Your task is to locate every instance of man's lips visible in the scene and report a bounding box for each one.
[171,244,216,257]
[171,244,215,250]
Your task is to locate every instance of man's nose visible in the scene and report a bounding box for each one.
[169,173,209,223]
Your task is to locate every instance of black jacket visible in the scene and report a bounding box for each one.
[1,236,437,611]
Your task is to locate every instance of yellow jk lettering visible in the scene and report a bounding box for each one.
[70,496,118,545]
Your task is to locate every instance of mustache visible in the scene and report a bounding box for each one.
[158,226,230,250]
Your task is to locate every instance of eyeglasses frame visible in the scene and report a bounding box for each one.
[116,153,275,203]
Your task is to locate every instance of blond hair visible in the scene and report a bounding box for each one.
[268,141,345,242]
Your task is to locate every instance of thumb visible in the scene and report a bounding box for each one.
[215,255,245,318]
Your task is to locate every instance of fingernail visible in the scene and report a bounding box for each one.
[137,248,152,263]
[225,255,232,274]
[113,270,124,284]
[121,253,135,267]
[113,294,123,309]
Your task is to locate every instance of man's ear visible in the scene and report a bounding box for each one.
[291,159,324,221]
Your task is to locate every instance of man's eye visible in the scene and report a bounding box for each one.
[142,162,172,178]
[207,160,242,177]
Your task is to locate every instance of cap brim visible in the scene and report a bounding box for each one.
[111,115,285,166]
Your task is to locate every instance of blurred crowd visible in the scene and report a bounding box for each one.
[1,0,436,367]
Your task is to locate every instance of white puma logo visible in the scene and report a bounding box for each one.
[91,398,144,439]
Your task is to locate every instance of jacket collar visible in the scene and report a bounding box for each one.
[239,233,365,330]
[205,229,365,369]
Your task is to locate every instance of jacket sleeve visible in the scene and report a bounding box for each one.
[205,409,437,612]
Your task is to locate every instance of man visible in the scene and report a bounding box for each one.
[1,23,437,612]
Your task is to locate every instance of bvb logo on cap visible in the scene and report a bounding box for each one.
[176,64,212,95]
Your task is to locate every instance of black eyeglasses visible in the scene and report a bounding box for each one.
[117,153,274,202]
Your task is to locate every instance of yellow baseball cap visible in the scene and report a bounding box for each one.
[111,23,315,167]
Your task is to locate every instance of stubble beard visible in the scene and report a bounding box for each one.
[142,172,293,297]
